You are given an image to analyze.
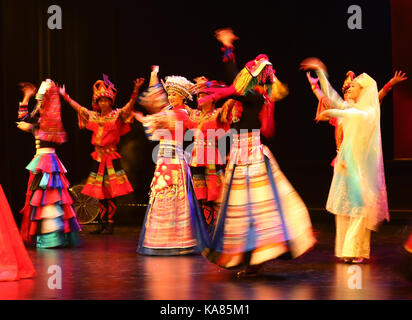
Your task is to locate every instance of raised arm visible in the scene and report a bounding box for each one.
[305,72,325,101]
[317,107,369,123]
[215,28,239,84]
[304,72,336,121]
[378,70,407,103]
[16,82,37,132]
[17,82,37,121]
[59,85,86,113]
[301,57,347,110]
[121,77,145,115]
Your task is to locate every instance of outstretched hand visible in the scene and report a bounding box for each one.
[133,78,145,91]
[19,82,37,97]
[215,28,239,47]
[306,72,319,87]
[16,121,32,132]
[59,84,66,96]
[151,65,159,74]
[300,57,327,73]
[390,70,407,85]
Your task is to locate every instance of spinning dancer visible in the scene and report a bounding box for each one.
[17,80,81,248]
[203,29,315,277]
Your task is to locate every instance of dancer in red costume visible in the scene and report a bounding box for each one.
[59,76,144,234]
[0,184,36,281]
[138,67,229,234]
[188,76,230,233]
[17,80,81,248]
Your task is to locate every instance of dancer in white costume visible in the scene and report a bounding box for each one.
[301,57,390,263]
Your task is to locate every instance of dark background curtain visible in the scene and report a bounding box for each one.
[391,0,412,159]
[0,0,401,225]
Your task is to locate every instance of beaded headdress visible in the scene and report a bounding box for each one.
[163,76,195,101]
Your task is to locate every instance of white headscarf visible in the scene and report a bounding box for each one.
[348,73,389,229]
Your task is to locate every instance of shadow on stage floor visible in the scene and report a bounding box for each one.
[1,214,411,300]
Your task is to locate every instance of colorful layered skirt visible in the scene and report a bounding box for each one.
[0,185,36,281]
[137,140,210,256]
[21,148,81,248]
[203,132,316,268]
[81,145,133,200]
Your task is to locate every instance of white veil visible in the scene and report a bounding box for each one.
[319,72,389,230]
[349,74,389,229]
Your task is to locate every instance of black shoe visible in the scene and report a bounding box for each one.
[101,222,114,235]
[89,222,107,234]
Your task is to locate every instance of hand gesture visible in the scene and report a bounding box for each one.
[300,57,327,73]
[59,84,66,96]
[133,78,145,92]
[151,65,159,74]
[215,28,239,47]
[16,121,33,132]
[306,72,319,87]
[19,82,37,98]
[390,70,407,86]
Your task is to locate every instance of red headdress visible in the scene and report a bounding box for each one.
[231,54,279,138]
[245,54,275,83]
[92,75,117,111]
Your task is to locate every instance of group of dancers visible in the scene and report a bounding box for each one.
[1,28,411,282]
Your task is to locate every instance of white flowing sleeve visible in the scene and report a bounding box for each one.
[327,107,368,119]
[316,69,347,110]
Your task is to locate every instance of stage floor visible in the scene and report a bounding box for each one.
[1,217,411,300]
